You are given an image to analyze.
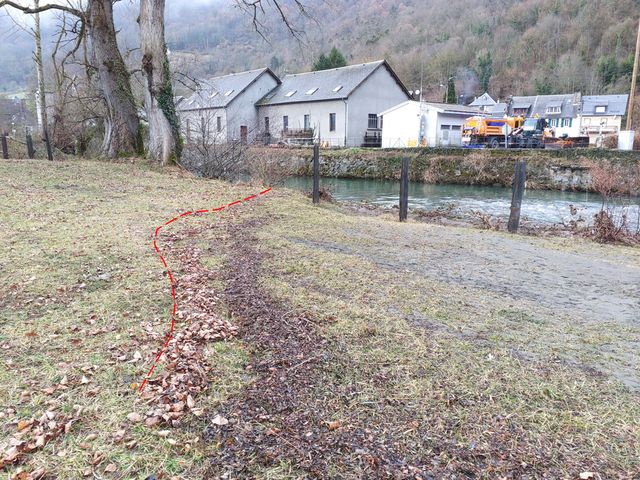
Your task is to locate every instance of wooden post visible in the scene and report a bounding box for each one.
[44,128,53,161]
[626,17,640,131]
[399,156,409,222]
[507,161,526,233]
[312,143,320,204]
[26,133,35,159]
[1,132,8,159]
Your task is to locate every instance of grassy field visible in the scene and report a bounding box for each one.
[0,159,639,479]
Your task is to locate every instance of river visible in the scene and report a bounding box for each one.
[285,177,627,225]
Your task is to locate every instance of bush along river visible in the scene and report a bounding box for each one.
[284,176,640,226]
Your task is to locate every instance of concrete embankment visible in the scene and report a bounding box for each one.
[252,146,640,192]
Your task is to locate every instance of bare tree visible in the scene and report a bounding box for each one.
[0,0,141,158]
[32,0,48,137]
[139,0,180,165]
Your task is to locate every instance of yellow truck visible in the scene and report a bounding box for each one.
[462,116,524,148]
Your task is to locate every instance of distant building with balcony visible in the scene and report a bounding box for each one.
[256,60,410,147]
[508,93,582,137]
[580,94,629,146]
[177,68,280,144]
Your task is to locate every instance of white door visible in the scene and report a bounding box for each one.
[440,125,451,146]
[450,125,462,146]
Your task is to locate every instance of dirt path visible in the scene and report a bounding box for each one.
[304,225,640,326]
[203,219,478,479]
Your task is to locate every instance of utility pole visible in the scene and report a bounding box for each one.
[626,16,640,131]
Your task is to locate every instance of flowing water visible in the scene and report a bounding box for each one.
[284,176,633,225]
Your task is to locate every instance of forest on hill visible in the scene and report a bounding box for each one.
[0,0,638,101]
[162,0,640,101]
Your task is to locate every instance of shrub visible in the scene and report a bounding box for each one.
[586,160,640,244]
[247,154,292,186]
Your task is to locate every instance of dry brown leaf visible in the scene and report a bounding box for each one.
[144,416,160,427]
[126,412,142,423]
[17,420,33,432]
[211,414,228,426]
[327,420,342,431]
[104,463,117,473]
[157,430,171,437]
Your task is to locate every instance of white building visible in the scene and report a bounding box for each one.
[468,92,497,113]
[256,60,410,147]
[177,68,280,144]
[580,94,629,145]
[378,101,481,148]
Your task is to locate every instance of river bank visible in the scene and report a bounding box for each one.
[252,146,640,193]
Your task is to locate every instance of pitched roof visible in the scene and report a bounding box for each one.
[422,102,482,115]
[257,60,409,106]
[178,68,279,111]
[582,94,628,116]
[490,103,508,116]
[468,92,496,107]
[510,93,581,118]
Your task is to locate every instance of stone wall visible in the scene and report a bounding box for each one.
[251,146,640,193]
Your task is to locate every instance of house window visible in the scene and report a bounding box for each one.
[368,114,378,129]
[216,116,222,132]
[595,106,606,114]
[546,106,561,114]
[283,115,288,131]
[567,118,572,127]
[329,113,336,132]
[451,125,461,131]
[264,116,270,133]
[304,114,310,130]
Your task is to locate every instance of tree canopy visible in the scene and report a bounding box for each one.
[312,47,347,71]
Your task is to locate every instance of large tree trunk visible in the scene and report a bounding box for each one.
[88,0,140,157]
[139,0,181,165]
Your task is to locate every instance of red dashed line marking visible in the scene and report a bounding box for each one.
[138,187,273,392]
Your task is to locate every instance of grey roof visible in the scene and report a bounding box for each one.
[489,103,508,116]
[257,60,409,106]
[582,94,628,116]
[510,93,581,118]
[468,92,496,107]
[423,102,482,115]
[178,68,279,111]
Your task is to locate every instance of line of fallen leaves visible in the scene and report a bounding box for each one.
[136,232,237,430]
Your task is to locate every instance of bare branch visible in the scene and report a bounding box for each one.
[0,0,84,18]
[234,0,313,44]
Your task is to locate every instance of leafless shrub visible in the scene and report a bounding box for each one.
[602,135,618,149]
[470,210,501,230]
[179,113,251,180]
[586,160,640,244]
[461,152,496,184]
[247,154,292,186]
[305,185,334,202]
[422,156,448,184]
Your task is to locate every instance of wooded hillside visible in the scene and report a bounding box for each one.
[161,0,640,100]
[1,0,639,101]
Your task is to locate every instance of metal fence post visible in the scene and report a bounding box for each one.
[507,161,527,233]
[399,156,409,222]
[312,143,320,204]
